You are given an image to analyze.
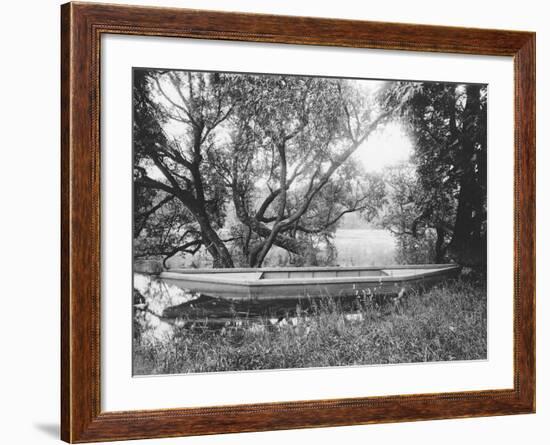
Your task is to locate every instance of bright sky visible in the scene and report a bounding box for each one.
[356,121,413,173]
[154,75,414,175]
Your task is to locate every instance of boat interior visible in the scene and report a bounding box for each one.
[169,267,451,282]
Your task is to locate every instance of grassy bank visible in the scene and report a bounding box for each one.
[133,276,487,375]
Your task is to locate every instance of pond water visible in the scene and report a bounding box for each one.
[133,274,197,343]
[258,228,396,267]
[333,229,396,266]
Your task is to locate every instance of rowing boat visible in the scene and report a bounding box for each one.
[159,264,461,301]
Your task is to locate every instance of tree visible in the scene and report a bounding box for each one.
[134,71,389,268]
[381,163,451,263]
[216,76,388,266]
[134,194,204,268]
[380,82,487,266]
[133,70,237,267]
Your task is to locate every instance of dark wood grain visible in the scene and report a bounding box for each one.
[60,2,536,443]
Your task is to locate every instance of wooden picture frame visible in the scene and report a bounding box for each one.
[61,2,535,442]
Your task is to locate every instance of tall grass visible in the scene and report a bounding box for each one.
[133,277,486,375]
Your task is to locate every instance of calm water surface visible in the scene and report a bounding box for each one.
[333,229,396,266]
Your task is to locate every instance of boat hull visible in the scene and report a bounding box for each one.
[160,265,461,301]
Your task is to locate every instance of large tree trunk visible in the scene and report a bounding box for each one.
[172,185,235,268]
[231,189,302,267]
[447,84,487,267]
[434,226,446,263]
[447,180,486,266]
[188,139,235,268]
[195,214,234,268]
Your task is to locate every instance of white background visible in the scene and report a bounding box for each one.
[0,0,546,444]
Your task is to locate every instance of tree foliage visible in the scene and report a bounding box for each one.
[134,70,487,269]
[379,82,487,266]
[133,70,387,268]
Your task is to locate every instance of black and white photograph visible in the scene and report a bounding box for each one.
[1,0,545,443]
[132,68,487,375]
